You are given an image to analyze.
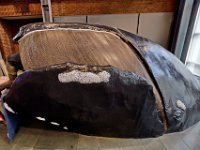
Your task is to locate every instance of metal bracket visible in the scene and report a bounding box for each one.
[40,0,53,22]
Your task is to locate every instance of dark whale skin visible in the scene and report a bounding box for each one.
[4,23,200,138]
[4,63,163,138]
[122,30,200,133]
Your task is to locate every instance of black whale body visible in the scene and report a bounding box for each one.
[3,23,200,138]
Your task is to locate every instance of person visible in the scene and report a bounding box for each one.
[6,52,24,82]
[0,53,24,91]
[0,111,5,124]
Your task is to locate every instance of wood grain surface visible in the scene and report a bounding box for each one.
[19,29,148,74]
[0,0,178,17]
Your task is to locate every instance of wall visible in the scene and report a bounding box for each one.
[0,12,173,60]
[54,13,174,49]
[0,0,178,59]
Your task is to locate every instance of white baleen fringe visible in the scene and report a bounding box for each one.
[50,122,60,126]
[4,103,15,114]
[176,100,186,111]
[58,70,110,84]
[36,117,46,121]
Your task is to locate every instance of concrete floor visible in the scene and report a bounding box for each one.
[0,121,200,150]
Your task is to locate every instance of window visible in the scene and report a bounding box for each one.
[172,0,200,76]
[185,6,200,75]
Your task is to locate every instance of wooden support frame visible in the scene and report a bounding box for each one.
[0,0,178,17]
[40,0,53,22]
[0,0,178,59]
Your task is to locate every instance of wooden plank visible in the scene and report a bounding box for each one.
[0,2,41,17]
[0,20,15,59]
[58,0,177,16]
[0,0,178,17]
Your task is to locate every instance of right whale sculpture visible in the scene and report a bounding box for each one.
[3,23,200,138]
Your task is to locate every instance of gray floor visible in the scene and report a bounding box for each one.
[0,121,200,150]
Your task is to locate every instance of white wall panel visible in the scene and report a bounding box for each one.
[138,13,173,48]
[53,13,173,49]
[88,14,138,34]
